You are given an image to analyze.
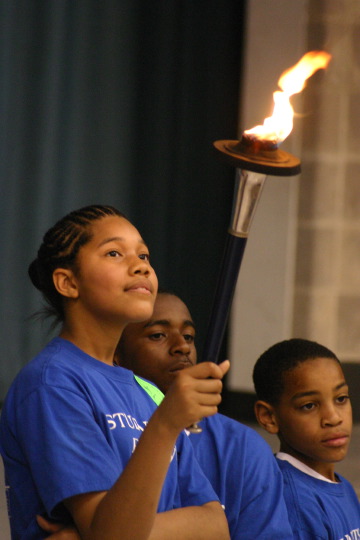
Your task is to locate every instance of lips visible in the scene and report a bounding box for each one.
[322,433,350,447]
[169,359,195,372]
[125,280,153,294]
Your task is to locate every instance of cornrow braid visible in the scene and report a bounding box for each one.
[28,205,126,322]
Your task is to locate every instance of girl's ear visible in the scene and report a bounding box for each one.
[52,268,79,299]
[254,400,279,434]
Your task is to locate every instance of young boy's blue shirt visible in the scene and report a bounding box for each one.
[188,413,294,539]
[0,337,219,539]
[277,458,360,539]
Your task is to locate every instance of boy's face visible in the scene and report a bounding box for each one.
[117,294,197,393]
[273,357,352,478]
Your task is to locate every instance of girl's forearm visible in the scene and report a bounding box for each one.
[66,362,230,540]
[67,411,180,540]
[150,503,230,540]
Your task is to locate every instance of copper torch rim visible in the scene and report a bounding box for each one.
[213,139,301,177]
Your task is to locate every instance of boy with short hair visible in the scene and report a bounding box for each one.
[117,291,293,539]
[253,338,360,539]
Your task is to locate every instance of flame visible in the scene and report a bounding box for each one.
[244,51,332,143]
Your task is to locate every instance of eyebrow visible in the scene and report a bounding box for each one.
[97,236,147,248]
[291,381,348,401]
[143,319,195,330]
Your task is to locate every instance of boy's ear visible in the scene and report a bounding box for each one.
[254,400,279,434]
[52,268,79,299]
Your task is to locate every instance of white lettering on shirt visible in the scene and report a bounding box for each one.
[340,529,360,540]
[106,412,144,431]
[106,412,178,462]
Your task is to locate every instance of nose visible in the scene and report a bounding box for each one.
[129,255,150,276]
[170,335,191,356]
[321,404,342,428]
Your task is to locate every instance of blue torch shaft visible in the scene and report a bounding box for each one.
[201,233,247,364]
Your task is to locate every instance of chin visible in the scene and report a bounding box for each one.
[130,306,154,322]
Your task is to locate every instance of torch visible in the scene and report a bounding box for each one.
[189,51,331,433]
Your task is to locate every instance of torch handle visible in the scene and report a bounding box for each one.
[188,169,267,433]
[187,234,247,433]
[201,233,247,364]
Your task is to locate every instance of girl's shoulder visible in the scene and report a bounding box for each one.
[5,337,136,406]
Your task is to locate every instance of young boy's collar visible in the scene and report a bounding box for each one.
[276,452,337,483]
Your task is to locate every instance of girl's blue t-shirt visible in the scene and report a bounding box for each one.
[0,337,218,539]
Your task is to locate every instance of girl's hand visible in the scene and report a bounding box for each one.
[36,515,80,539]
[156,360,230,434]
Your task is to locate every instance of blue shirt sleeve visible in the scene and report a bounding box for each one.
[175,431,220,508]
[230,429,293,539]
[189,415,293,539]
[19,385,122,518]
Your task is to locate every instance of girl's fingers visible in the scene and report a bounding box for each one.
[158,360,230,431]
[185,360,230,380]
[218,359,230,376]
[192,392,222,407]
[188,378,223,394]
[36,515,63,532]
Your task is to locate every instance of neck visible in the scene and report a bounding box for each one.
[60,317,126,366]
[279,441,336,482]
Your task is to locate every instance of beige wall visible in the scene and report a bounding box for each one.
[293,0,360,362]
[229,0,360,391]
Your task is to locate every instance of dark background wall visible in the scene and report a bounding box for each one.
[0,1,247,401]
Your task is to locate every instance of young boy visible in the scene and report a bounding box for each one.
[253,338,360,539]
[39,291,293,539]
[116,291,293,539]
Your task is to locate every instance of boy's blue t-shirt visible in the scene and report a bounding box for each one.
[188,414,294,539]
[277,458,360,539]
[0,337,218,539]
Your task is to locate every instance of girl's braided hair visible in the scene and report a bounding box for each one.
[28,204,126,322]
